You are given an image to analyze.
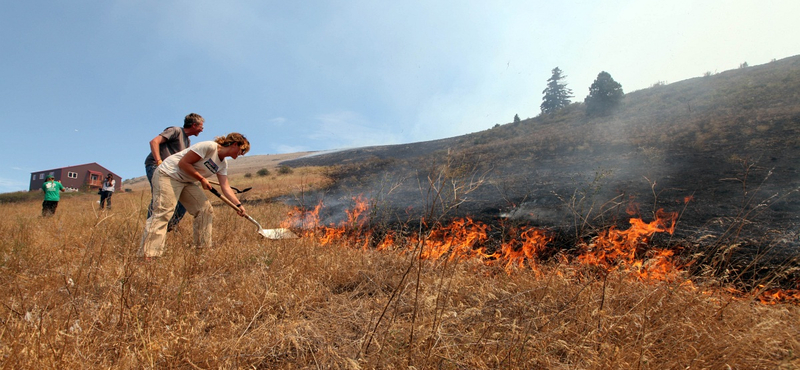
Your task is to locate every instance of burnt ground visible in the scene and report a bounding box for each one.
[280,57,800,289]
[281,135,800,290]
[285,138,799,231]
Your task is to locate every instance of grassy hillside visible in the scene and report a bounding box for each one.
[288,55,800,211]
[2,57,799,368]
[284,55,800,288]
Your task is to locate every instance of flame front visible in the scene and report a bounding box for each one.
[578,209,680,281]
[278,198,797,305]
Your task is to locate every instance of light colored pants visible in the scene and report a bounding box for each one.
[140,169,214,257]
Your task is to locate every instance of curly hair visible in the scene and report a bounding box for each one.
[214,133,250,155]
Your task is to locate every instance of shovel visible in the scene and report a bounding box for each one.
[208,187,298,239]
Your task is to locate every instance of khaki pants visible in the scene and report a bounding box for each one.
[140,169,213,257]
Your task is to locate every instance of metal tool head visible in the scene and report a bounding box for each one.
[259,228,300,239]
[245,215,264,229]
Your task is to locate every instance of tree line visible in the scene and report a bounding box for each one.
[538,67,623,118]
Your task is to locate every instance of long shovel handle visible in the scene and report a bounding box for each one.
[208,187,264,229]
[208,187,240,211]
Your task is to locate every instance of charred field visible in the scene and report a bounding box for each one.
[283,55,800,290]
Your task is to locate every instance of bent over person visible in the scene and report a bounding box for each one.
[140,133,250,258]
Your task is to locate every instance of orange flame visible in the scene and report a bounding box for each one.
[280,201,324,230]
[577,209,679,280]
[758,289,800,305]
[280,199,798,305]
[346,195,369,227]
[409,218,490,262]
[498,227,551,274]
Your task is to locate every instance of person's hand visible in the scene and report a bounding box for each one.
[236,205,246,217]
[200,178,211,190]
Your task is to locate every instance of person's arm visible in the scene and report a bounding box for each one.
[177,151,212,190]
[59,181,65,192]
[149,135,167,165]
[216,174,246,217]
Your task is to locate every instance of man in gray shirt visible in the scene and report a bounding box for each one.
[145,113,205,231]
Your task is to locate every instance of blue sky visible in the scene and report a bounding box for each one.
[1,1,797,193]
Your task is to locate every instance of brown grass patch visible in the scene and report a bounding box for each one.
[0,170,798,369]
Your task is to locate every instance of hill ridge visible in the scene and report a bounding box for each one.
[279,55,800,265]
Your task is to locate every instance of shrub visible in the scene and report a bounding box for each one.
[584,71,624,117]
[277,165,293,175]
[257,168,270,177]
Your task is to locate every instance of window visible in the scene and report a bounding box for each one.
[39,173,44,180]
[32,175,36,180]
[68,172,78,179]
[91,174,99,181]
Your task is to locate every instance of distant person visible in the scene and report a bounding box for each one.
[140,133,250,259]
[145,113,205,231]
[41,175,65,216]
[99,173,115,209]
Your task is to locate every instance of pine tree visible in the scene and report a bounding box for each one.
[513,114,521,123]
[540,67,573,115]
[584,71,624,117]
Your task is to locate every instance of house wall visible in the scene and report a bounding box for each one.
[30,163,122,192]
[29,169,60,191]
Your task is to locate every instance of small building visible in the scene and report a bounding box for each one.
[30,163,121,192]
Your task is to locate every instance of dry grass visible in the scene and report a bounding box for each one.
[1,169,798,369]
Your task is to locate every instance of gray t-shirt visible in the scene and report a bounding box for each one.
[144,126,190,166]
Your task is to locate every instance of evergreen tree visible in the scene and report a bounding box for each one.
[540,67,573,114]
[584,71,624,117]
[513,114,521,123]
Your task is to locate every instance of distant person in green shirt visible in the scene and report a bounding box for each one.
[41,175,65,216]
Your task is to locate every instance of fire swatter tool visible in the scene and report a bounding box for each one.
[208,179,252,194]
[208,187,298,239]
